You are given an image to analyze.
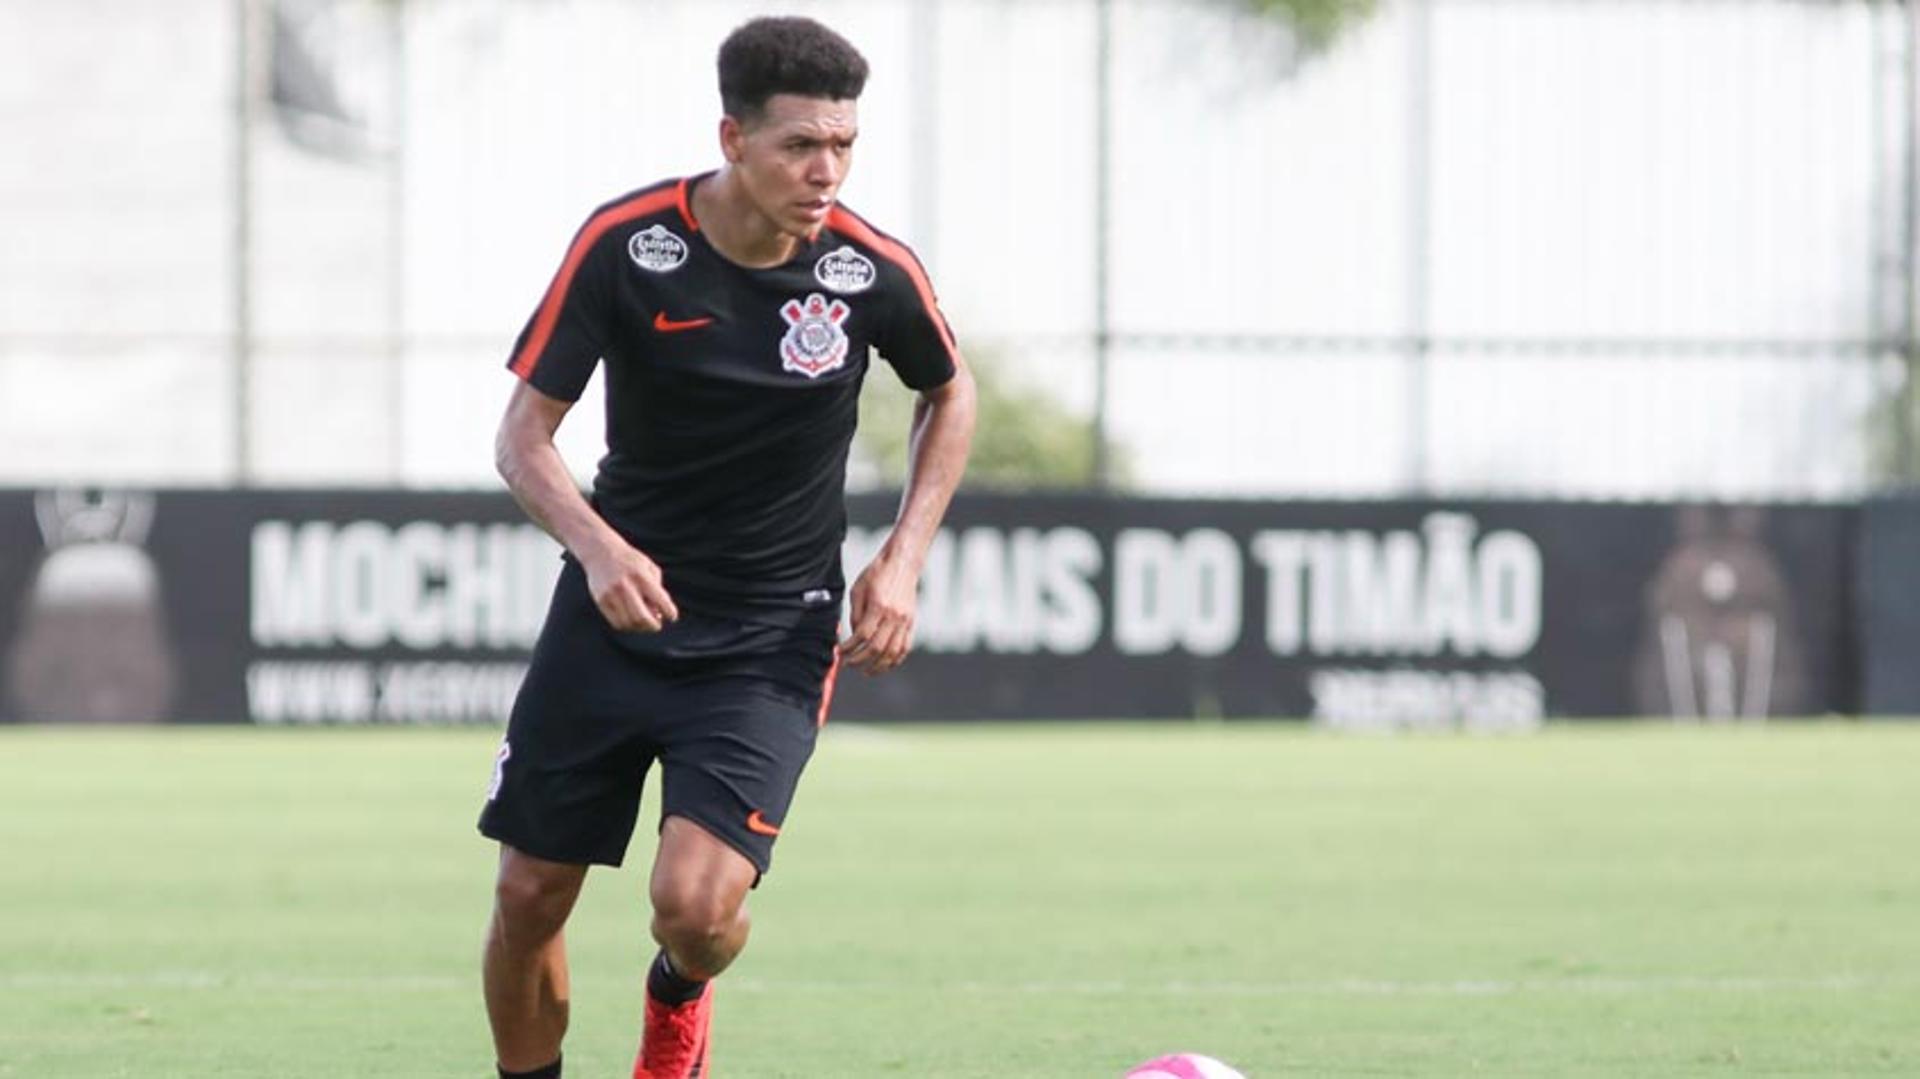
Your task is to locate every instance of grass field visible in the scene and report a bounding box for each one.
[2,722,1917,1078]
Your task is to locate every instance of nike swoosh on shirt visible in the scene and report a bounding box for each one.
[653,311,714,333]
[745,810,782,837]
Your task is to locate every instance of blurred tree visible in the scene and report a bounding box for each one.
[853,349,1127,490]
[1227,0,1381,58]
[1864,359,1920,489]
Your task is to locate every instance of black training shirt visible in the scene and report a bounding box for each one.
[506,174,959,621]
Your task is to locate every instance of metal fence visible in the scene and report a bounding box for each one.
[2,0,1915,498]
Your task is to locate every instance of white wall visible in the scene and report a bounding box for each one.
[0,0,1897,496]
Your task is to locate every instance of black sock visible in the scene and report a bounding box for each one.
[647,948,708,1006]
[498,1056,560,1079]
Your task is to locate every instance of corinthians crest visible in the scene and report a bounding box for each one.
[779,292,852,378]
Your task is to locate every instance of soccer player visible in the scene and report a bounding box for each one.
[477,16,975,1079]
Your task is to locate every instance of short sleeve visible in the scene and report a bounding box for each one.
[505,224,618,402]
[872,248,959,392]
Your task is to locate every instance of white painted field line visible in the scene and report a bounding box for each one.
[729,975,1919,996]
[3,972,1914,996]
[0,972,463,992]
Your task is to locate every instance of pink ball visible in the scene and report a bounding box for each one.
[1124,1052,1248,1079]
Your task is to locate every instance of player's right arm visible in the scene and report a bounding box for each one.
[495,381,679,633]
[500,193,685,633]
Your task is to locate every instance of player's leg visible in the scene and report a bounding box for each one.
[633,818,758,1078]
[634,646,832,1079]
[649,816,760,978]
[479,557,663,1075]
[484,846,589,1073]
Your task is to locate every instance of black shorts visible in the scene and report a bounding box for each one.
[477,557,840,876]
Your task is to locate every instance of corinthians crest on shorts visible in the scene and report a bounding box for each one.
[779,293,852,378]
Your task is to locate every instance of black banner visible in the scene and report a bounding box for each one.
[0,488,1863,726]
[840,494,1856,725]
[0,490,544,726]
[1859,495,1920,715]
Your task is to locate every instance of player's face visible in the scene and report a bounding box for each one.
[727,94,859,238]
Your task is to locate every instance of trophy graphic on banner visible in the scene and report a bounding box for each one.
[1631,505,1806,721]
[4,489,177,723]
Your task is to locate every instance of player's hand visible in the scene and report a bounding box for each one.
[579,542,679,633]
[842,551,918,675]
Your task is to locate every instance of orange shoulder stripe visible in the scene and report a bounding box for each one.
[509,186,680,379]
[825,208,958,363]
[673,176,699,232]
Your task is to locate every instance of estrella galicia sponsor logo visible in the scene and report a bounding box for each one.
[813,245,876,293]
[628,224,689,273]
[779,293,852,378]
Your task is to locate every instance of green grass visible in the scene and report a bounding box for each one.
[2,722,1918,1078]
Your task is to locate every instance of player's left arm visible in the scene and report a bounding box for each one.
[842,355,977,675]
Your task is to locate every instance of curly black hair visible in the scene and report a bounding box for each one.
[718,16,870,123]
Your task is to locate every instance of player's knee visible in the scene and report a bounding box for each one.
[650,884,746,963]
[493,864,578,936]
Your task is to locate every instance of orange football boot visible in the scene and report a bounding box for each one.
[633,982,712,1079]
